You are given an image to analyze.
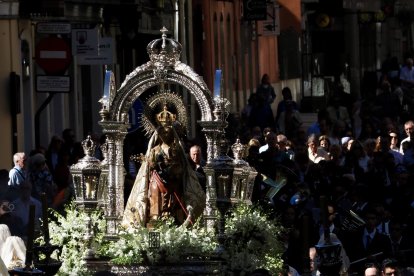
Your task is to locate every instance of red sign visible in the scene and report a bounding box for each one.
[35,37,72,75]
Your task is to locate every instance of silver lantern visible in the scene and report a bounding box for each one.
[206,134,257,254]
[70,135,102,259]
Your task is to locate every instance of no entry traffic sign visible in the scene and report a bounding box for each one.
[35,36,72,75]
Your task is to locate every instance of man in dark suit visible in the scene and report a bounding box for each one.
[388,219,414,267]
[344,208,392,274]
[188,145,206,193]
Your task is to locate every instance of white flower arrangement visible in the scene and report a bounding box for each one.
[223,203,285,275]
[104,218,217,265]
[37,202,106,276]
[41,202,284,275]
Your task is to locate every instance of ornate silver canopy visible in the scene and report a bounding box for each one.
[92,27,257,235]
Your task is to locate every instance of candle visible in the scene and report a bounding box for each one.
[214,69,222,97]
[26,204,36,267]
[41,193,50,244]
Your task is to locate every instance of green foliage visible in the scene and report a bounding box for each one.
[44,203,284,275]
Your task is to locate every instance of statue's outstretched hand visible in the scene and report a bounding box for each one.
[182,205,194,227]
[130,153,146,163]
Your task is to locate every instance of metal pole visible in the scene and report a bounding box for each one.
[302,215,312,275]
[35,93,55,148]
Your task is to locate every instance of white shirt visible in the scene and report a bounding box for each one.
[308,147,330,163]
[400,136,411,154]
[259,144,269,153]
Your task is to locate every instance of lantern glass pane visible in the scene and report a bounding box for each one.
[84,174,98,200]
[73,175,82,200]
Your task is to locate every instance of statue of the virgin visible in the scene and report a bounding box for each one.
[122,93,205,228]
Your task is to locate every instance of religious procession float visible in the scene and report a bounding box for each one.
[8,28,347,276]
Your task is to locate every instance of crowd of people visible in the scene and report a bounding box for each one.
[1,62,414,275]
[0,128,87,271]
[237,68,414,275]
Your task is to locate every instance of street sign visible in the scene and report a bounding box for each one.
[261,4,280,36]
[243,0,267,21]
[36,75,70,93]
[36,22,71,34]
[35,37,72,75]
[72,24,99,56]
[76,37,113,65]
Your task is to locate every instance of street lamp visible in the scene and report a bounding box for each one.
[70,135,102,259]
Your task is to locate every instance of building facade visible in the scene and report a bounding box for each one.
[1,0,414,168]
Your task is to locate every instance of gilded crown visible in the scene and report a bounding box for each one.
[156,105,176,127]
